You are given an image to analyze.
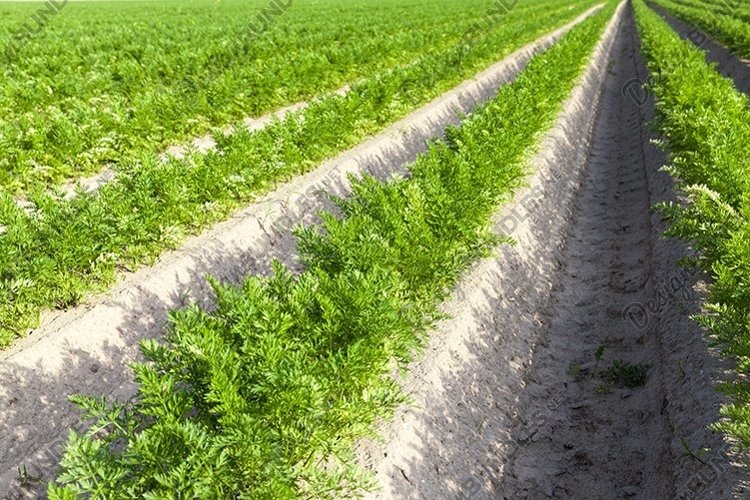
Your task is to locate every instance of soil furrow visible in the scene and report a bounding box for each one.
[500,5,745,499]
[358,4,625,498]
[499,8,675,497]
[362,3,747,499]
[0,8,604,497]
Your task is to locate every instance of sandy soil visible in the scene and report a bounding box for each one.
[0,7,602,498]
[501,7,745,497]
[358,3,748,499]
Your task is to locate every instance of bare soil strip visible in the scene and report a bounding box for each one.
[650,3,750,95]
[51,85,352,201]
[499,7,744,497]
[162,84,354,161]
[0,7,602,497]
[359,3,747,499]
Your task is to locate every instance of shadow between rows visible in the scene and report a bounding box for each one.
[0,91,505,497]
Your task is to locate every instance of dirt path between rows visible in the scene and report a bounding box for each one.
[3,3,748,498]
[500,7,675,494]
[361,4,747,499]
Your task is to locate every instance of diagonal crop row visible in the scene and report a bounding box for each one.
[650,0,750,58]
[0,0,565,195]
[634,0,750,457]
[46,3,616,497]
[0,0,599,347]
[50,0,591,201]
[663,0,750,25]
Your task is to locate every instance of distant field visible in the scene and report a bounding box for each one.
[0,0,503,193]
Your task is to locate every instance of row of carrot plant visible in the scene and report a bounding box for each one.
[634,0,750,455]
[47,3,616,497]
[0,0,596,347]
[650,0,750,58]
[661,0,750,24]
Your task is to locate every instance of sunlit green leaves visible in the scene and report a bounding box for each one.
[0,0,599,346]
[0,0,570,195]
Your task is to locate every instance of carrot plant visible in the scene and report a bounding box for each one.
[0,0,598,346]
[48,4,615,497]
[634,0,750,453]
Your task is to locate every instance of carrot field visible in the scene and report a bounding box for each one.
[2,0,750,498]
